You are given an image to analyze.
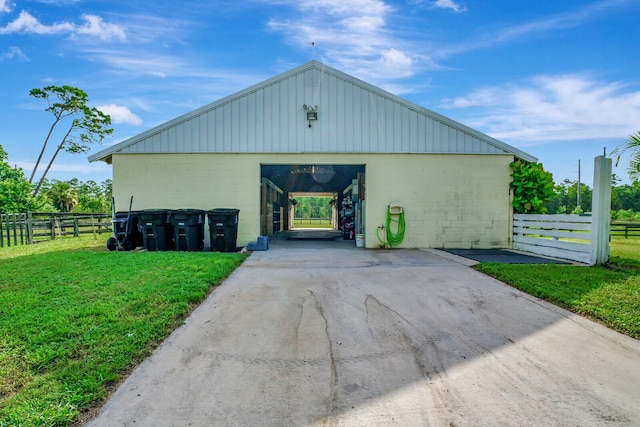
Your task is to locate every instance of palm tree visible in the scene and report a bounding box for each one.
[46,181,79,212]
[613,131,640,181]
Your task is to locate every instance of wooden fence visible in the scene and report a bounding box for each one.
[513,214,593,264]
[293,218,332,225]
[0,212,112,247]
[610,221,640,239]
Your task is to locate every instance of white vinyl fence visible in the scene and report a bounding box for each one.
[513,214,593,264]
[512,156,612,266]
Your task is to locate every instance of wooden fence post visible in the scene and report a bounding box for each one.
[19,213,24,245]
[590,155,612,265]
[5,214,11,247]
[91,214,97,239]
[26,212,33,244]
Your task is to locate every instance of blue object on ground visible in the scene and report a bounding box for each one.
[247,236,269,251]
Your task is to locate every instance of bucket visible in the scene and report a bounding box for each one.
[355,234,365,248]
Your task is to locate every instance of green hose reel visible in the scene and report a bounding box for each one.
[377,202,405,248]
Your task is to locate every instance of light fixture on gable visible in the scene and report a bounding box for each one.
[303,104,318,127]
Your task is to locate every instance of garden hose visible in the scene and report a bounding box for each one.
[376,205,406,248]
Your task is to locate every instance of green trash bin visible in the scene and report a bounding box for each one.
[170,209,205,251]
[207,209,239,252]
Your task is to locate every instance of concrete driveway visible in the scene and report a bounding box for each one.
[86,239,640,426]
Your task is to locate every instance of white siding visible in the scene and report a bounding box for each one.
[92,61,536,163]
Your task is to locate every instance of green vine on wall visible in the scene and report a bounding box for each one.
[510,160,555,214]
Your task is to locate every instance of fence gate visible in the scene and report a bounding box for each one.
[512,156,612,266]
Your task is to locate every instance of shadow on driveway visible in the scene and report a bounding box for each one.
[86,242,640,426]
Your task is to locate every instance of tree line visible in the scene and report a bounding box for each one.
[1,146,112,214]
[293,196,333,218]
[547,175,640,221]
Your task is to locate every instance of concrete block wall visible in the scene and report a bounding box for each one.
[113,153,261,247]
[364,154,513,249]
[113,152,514,249]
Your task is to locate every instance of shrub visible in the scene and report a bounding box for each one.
[510,160,555,214]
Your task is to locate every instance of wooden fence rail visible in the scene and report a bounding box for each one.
[610,221,640,239]
[0,212,112,247]
[293,218,332,224]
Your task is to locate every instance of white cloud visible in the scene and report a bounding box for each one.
[96,104,143,125]
[437,0,630,58]
[0,0,14,13]
[0,10,74,35]
[441,75,640,143]
[84,49,187,78]
[76,15,126,42]
[432,0,466,13]
[0,46,28,61]
[294,0,393,16]
[264,0,422,87]
[0,10,126,41]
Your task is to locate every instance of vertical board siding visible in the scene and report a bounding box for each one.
[116,66,517,157]
[176,122,184,152]
[185,116,193,151]
[237,97,247,151]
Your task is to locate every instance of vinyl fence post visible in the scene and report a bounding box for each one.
[590,155,612,265]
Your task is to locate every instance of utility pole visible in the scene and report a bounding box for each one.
[577,159,581,209]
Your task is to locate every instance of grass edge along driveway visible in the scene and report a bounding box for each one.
[475,237,640,340]
[0,237,247,427]
[2,236,640,426]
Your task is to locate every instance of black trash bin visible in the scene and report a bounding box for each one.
[137,210,173,251]
[107,211,144,251]
[171,209,205,252]
[207,208,240,252]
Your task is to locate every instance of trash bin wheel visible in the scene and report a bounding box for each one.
[106,237,118,251]
[122,236,135,251]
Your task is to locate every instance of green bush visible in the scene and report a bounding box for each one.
[510,160,555,214]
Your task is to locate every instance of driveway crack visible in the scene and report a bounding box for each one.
[308,290,338,425]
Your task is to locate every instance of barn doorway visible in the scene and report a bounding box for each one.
[260,164,365,241]
[289,192,337,231]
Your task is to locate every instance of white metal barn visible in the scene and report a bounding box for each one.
[89,60,536,249]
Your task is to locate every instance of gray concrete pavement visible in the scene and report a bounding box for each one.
[86,239,640,426]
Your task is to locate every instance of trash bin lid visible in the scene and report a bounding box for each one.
[171,209,205,214]
[207,208,240,215]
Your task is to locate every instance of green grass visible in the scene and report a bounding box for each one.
[475,237,640,339]
[292,219,333,229]
[0,236,247,426]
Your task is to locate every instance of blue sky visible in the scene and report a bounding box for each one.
[1,0,639,188]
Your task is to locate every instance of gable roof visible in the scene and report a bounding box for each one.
[89,60,536,163]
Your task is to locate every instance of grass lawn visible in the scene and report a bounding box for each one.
[292,219,333,229]
[475,236,640,339]
[0,237,247,426]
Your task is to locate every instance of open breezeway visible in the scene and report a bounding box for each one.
[86,241,640,426]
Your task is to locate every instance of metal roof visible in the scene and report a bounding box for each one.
[89,60,536,164]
